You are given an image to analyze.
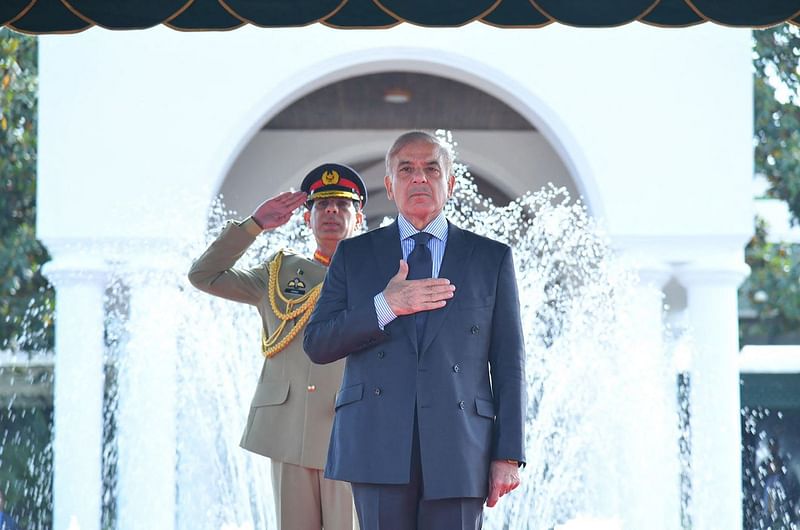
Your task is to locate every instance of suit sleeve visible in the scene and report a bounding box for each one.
[489,246,527,465]
[304,241,388,364]
[187,221,268,306]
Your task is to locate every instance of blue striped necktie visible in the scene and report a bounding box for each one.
[407,232,432,347]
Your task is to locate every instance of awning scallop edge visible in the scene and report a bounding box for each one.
[4,0,800,34]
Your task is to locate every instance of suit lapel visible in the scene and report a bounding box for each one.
[370,220,402,286]
[419,222,474,356]
[370,220,417,347]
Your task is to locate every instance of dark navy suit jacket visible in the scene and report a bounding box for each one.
[304,219,525,500]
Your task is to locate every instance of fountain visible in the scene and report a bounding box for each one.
[7,132,791,529]
[116,131,682,529]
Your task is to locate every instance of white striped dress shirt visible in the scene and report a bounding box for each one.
[374,212,449,328]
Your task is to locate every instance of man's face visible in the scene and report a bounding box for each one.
[385,140,455,224]
[304,198,362,244]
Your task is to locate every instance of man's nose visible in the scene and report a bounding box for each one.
[410,167,428,182]
[325,202,338,213]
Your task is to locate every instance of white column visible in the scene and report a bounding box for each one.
[115,261,180,530]
[43,259,108,530]
[632,259,672,340]
[619,256,682,529]
[675,259,749,530]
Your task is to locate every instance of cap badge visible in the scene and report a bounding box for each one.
[321,170,340,185]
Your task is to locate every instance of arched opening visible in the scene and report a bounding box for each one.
[212,60,599,227]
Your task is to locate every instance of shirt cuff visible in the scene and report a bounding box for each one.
[374,292,397,329]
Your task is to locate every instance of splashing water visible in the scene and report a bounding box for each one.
[438,131,681,529]
[0,358,53,530]
[741,406,800,530]
[5,134,694,529]
[139,135,681,528]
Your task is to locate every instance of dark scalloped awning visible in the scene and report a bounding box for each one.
[3,0,800,34]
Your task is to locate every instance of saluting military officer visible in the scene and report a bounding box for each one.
[188,163,367,530]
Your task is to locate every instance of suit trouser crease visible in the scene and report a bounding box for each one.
[350,413,483,529]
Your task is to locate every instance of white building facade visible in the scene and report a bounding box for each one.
[37,23,753,530]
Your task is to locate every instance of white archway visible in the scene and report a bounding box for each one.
[207,47,605,221]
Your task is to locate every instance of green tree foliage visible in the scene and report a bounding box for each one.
[741,221,800,341]
[0,29,54,530]
[0,29,53,352]
[753,25,800,217]
[0,399,53,529]
[742,25,800,343]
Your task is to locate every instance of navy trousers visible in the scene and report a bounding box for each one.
[350,414,484,530]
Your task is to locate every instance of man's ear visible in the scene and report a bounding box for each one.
[447,174,456,197]
[356,210,364,227]
[384,175,395,202]
[303,209,311,226]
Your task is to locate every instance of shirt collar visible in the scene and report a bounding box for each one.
[398,212,448,241]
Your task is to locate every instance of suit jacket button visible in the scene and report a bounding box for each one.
[470,325,479,334]
[458,400,465,410]
[374,388,382,396]
[453,364,460,373]
[377,351,385,359]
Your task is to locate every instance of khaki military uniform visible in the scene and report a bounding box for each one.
[188,219,357,530]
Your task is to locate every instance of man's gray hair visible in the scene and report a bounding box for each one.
[384,131,454,178]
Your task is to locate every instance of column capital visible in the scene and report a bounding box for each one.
[42,258,109,289]
[119,255,184,288]
[675,259,750,289]
[616,251,672,289]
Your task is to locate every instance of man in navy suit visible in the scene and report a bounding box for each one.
[304,131,526,529]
